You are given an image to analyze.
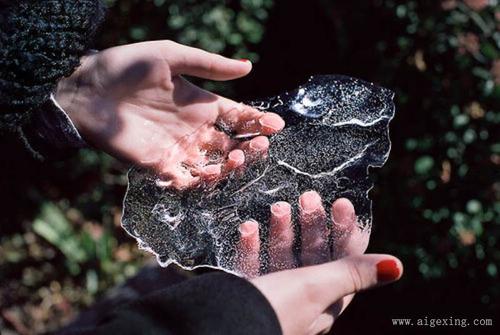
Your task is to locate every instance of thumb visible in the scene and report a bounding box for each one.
[163,40,252,80]
[305,254,403,311]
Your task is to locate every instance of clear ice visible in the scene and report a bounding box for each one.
[122,75,395,276]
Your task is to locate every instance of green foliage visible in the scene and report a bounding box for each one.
[1,0,499,332]
[101,0,273,61]
[98,0,273,95]
[33,203,88,273]
[380,0,499,281]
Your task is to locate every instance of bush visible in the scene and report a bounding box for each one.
[0,0,498,333]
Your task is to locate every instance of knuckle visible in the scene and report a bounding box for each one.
[205,58,217,76]
[345,260,364,293]
[162,40,176,48]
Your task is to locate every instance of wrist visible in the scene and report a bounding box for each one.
[54,52,99,135]
[18,95,87,160]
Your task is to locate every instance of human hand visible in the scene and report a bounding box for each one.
[251,254,402,335]
[235,192,401,334]
[235,191,371,277]
[55,41,285,189]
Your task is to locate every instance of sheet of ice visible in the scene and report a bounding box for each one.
[121,75,395,275]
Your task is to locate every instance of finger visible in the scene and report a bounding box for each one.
[308,312,334,335]
[192,128,241,179]
[331,198,359,259]
[333,294,355,316]
[299,191,329,265]
[331,198,370,258]
[238,136,270,163]
[200,130,236,157]
[196,164,222,183]
[250,254,402,335]
[236,220,261,278]
[302,254,403,311]
[199,150,245,184]
[217,103,263,136]
[223,149,245,173]
[165,41,252,80]
[157,168,201,190]
[268,202,295,271]
[257,113,285,136]
[311,294,355,334]
[217,103,285,136]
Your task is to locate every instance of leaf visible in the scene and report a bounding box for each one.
[414,156,434,174]
[33,203,87,265]
[480,42,498,60]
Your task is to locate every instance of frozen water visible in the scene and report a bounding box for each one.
[122,75,395,276]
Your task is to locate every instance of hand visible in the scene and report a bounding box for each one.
[235,191,402,334]
[55,41,285,189]
[235,191,371,277]
[252,254,402,335]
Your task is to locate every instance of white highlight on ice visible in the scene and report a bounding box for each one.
[291,88,323,116]
[277,142,375,179]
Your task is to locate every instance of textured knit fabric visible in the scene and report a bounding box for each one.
[59,272,283,335]
[0,0,106,131]
[19,94,87,160]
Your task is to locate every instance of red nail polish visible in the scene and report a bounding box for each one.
[239,58,250,62]
[376,259,400,281]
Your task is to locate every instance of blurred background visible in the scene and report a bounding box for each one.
[0,0,499,334]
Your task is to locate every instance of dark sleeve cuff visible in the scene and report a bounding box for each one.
[66,272,282,335]
[18,94,87,160]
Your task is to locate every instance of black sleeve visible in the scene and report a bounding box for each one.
[0,0,106,158]
[61,272,282,335]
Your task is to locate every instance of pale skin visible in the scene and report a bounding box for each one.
[236,192,402,334]
[56,41,403,335]
[56,40,285,189]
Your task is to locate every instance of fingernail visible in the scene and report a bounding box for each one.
[239,221,258,237]
[259,114,285,132]
[238,58,251,63]
[299,191,322,213]
[249,137,269,151]
[271,201,291,218]
[376,259,401,282]
[332,198,355,226]
[204,164,222,175]
[228,150,245,164]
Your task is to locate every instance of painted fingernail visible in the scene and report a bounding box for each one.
[299,191,322,213]
[239,220,258,237]
[239,58,251,63]
[376,259,401,281]
[259,113,285,132]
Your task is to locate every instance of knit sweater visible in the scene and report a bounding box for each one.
[0,0,105,158]
[0,0,105,127]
